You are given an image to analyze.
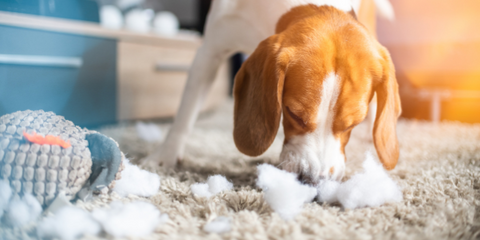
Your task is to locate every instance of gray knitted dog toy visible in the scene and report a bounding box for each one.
[0,110,124,208]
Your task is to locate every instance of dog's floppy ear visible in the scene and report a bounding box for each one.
[233,35,287,156]
[373,51,402,170]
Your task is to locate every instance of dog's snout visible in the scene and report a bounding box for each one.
[296,166,340,186]
[297,171,318,186]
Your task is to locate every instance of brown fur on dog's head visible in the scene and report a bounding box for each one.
[233,5,401,176]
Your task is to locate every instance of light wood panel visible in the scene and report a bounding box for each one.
[0,11,202,49]
[117,41,229,120]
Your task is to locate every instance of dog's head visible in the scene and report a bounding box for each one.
[233,5,401,183]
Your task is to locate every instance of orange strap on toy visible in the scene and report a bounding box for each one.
[23,131,71,149]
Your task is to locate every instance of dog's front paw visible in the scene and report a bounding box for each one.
[141,144,181,169]
[279,146,345,185]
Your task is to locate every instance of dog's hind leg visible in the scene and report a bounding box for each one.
[142,10,266,168]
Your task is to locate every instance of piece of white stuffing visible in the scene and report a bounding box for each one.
[136,122,162,142]
[153,11,180,36]
[92,201,164,238]
[191,183,212,198]
[117,0,144,10]
[316,180,340,204]
[207,175,234,195]
[38,206,101,240]
[100,5,123,30]
[0,180,12,218]
[317,152,403,209]
[113,158,161,197]
[4,194,42,228]
[256,164,317,220]
[336,152,403,209]
[203,216,231,234]
[191,175,233,198]
[125,8,153,33]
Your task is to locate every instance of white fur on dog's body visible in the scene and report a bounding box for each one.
[144,0,394,172]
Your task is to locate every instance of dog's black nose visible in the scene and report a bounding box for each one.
[297,171,319,186]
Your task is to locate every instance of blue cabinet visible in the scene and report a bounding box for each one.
[0,25,117,127]
[0,0,99,23]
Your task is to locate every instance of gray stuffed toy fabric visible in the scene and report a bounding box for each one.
[0,110,124,208]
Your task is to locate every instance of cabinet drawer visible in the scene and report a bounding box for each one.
[0,25,117,127]
[117,41,229,120]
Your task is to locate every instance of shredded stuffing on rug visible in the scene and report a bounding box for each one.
[113,158,161,197]
[0,181,42,228]
[4,194,42,228]
[38,206,101,240]
[136,122,162,142]
[92,201,165,238]
[0,181,12,219]
[203,216,231,234]
[38,201,166,239]
[191,175,233,198]
[257,164,317,220]
[337,152,403,208]
[316,179,340,203]
[317,152,403,209]
[1,100,479,239]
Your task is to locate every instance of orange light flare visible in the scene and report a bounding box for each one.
[379,0,480,91]
[377,0,480,122]
[23,131,71,149]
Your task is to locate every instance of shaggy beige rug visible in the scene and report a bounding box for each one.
[91,100,480,240]
[2,100,479,239]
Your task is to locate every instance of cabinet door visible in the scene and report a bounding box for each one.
[0,25,117,127]
[117,41,229,120]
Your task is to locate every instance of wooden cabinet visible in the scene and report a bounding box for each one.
[0,11,229,126]
[117,41,228,120]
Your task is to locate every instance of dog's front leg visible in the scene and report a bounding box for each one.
[142,0,270,168]
[142,43,229,167]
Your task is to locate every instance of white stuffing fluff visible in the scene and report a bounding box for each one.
[100,5,123,30]
[116,0,144,10]
[207,175,234,195]
[0,181,42,227]
[203,216,231,234]
[125,8,154,33]
[317,152,403,209]
[38,206,101,240]
[0,180,12,218]
[92,201,163,238]
[336,152,403,209]
[136,122,162,142]
[191,183,212,198]
[39,201,166,239]
[256,164,317,220]
[316,180,341,204]
[191,175,233,198]
[153,11,180,36]
[113,158,161,197]
[4,194,42,228]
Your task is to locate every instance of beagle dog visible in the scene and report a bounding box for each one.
[144,0,401,184]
